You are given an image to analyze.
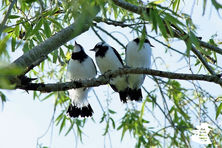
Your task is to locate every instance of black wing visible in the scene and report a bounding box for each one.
[111,47,124,66]
[91,58,97,75]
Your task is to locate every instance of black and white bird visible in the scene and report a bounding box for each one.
[90,42,129,103]
[125,38,153,101]
[66,41,97,118]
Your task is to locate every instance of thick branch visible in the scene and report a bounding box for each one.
[17,68,222,92]
[112,0,146,14]
[191,46,216,75]
[199,40,222,55]
[12,5,100,75]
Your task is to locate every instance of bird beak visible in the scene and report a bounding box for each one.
[90,48,95,51]
[150,44,154,47]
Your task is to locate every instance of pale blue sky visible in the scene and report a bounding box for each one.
[1,1,222,148]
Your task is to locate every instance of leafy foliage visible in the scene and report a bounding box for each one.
[1,0,222,147]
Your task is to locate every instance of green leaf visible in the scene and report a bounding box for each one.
[3,27,14,34]
[103,119,110,135]
[76,124,83,142]
[110,117,115,129]
[108,109,116,114]
[0,91,6,109]
[59,48,65,59]
[139,100,146,122]
[100,112,106,123]
[47,17,62,29]
[0,64,23,89]
[65,120,75,136]
[15,25,20,38]
[189,31,200,49]
[53,50,58,63]
[35,31,43,43]
[112,4,119,19]
[43,19,51,38]
[8,15,20,19]
[55,112,64,125]
[216,103,222,119]
[59,116,66,134]
[138,26,146,50]
[202,0,207,15]
[41,92,54,101]
[212,0,222,10]
[23,0,37,4]
[164,12,185,28]
[31,19,43,36]
[33,91,37,100]
[185,38,192,56]
[155,13,167,39]
[22,41,29,52]
[41,62,45,72]
[0,35,10,56]
[121,127,127,141]
[153,0,166,4]
[172,0,180,12]
[11,37,16,52]
[150,9,158,33]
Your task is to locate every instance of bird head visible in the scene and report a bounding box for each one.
[90,42,108,52]
[133,38,154,47]
[73,41,84,53]
[144,39,154,47]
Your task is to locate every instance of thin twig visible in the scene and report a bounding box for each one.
[143,87,191,147]
[91,26,105,42]
[111,0,222,70]
[36,94,57,148]
[92,89,112,148]
[95,17,196,58]
[94,24,126,49]
[0,0,17,37]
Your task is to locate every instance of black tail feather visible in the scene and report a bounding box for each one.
[119,91,128,103]
[80,104,93,117]
[66,105,81,118]
[128,88,142,101]
[110,84,128,103]
[66,104,93,118]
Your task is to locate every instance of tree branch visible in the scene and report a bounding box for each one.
[0,0,17,37]
[111,0,222,55]
[199,40,222,55]
[11,5,100,75]
[94,17,197,58]
[17,68,222,92]
[191,45,216,75]
[111,0,219,76]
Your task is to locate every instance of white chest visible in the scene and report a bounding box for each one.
[66,57,96,81]
[126,42,152,68]
[96,49,123,74]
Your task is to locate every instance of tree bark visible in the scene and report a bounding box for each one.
[17,68,222,92]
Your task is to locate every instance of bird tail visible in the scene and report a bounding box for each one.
[119,90,128,103]
[66,104,93,118]
[128,88,143,101]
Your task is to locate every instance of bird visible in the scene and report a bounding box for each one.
[125,38,153,101]
[66,41,97,118]
[90,42,129,103]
